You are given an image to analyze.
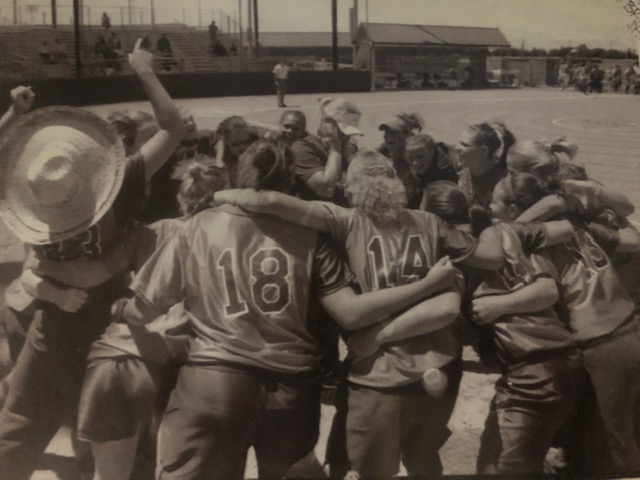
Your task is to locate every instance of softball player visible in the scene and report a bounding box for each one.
[0,39,185,480]
[503,166,640,476]
[468,178,585,474]
[117,140,463,479]
[213,149,506,478]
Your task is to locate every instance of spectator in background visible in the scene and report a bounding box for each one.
[38,41,52,64]
[52,39,67,64]
[101,11,111,30]
[93,33,108,74]
[156,33,172,55]
[627,61,640,94]
[273,59,289,108]
[156,34,176,72]
[589,63,604,94]
[611,64,622,93]
[212,40,228,57]
[208,20,218,52]
[108,32,123,56]
[140,36,151,50]
[558,59,570,90]
[229,42,238,56]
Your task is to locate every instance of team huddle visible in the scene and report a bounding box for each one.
[0,40,639,480]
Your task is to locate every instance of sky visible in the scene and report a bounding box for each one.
[0,0,638,51]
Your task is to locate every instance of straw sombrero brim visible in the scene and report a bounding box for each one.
[0,106,126,245]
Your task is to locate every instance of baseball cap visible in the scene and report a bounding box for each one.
[321,98,363,136]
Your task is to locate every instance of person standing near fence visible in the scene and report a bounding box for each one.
[273,59,289,108]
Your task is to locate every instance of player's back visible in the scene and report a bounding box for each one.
[181,204,324,373]
[320,206,474,293]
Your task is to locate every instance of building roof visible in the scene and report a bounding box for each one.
[257,32,352,48]
[358,23,510,47]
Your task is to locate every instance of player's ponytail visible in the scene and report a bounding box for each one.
[236,138,295,194]
[396,112,424,134]
[422,181,492,236]
[173,153,228,216]
[507,139,569,194]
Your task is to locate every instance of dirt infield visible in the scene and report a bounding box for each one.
[0,86,636,478]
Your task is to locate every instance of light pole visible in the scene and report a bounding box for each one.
[332,0,338,70]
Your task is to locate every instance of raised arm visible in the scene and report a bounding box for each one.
[214,189,331,231]
[470,277,559,325]
[320,256,459,331]
[128,39,185,181]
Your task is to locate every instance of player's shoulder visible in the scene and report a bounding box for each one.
[402,208,440,227]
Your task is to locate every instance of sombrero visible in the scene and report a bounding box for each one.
[0,106,126,245]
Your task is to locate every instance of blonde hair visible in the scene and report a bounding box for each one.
[507,138,577,193]
[344,150,406,223]
[173,154,228,216]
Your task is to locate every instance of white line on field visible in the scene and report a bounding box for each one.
[552,116,640,137]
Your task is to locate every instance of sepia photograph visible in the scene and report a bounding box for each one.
[0,0,639,478]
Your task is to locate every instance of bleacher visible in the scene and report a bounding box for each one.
[0,26,77,78]
[0,23,247,78]
[0,23,334,81]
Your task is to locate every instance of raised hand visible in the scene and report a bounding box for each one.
[10,85,35,114]
[318,119,342,152]
[128,38,154,74]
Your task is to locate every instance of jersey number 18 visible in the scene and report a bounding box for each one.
[217,248,291,316]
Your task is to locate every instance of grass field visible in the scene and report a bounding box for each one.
[0,85,637,479]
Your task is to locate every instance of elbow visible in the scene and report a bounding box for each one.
[618,203,635,218]
[436,293,462,328]
[537,278,559,308]
[337,310,367,331]
[441,306,461,328]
